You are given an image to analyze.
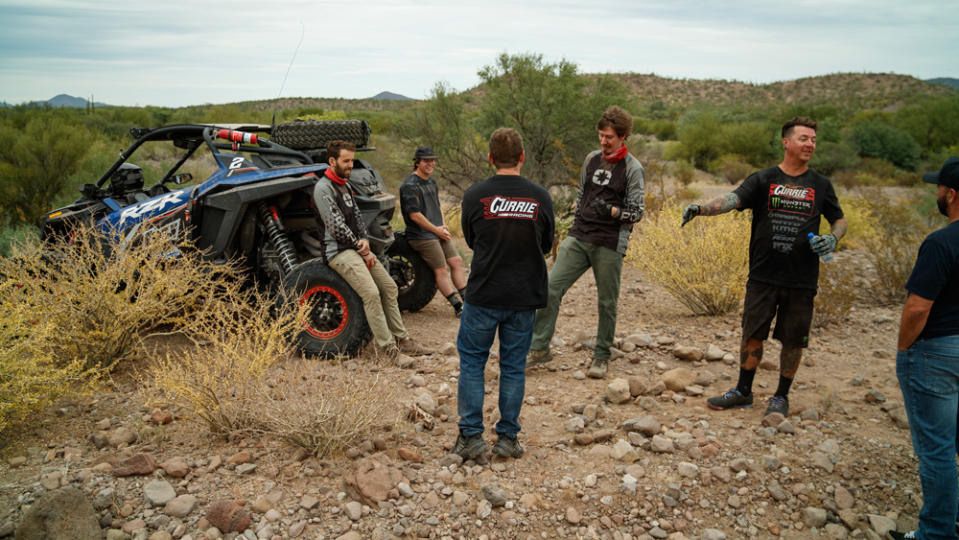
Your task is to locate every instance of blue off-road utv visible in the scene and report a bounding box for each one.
[39,120,436,358]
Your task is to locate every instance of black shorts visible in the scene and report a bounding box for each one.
[741,280,816,348]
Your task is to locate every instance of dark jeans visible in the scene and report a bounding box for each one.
[897,334,959,540]
[456,302,535,439]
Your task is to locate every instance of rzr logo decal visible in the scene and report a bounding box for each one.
[118,191,188,226]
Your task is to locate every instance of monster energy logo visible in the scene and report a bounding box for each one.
[771,196,780,209]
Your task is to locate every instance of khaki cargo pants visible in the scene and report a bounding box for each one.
[329,249,409,348]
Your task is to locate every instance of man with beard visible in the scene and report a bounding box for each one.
[681,117,847,419]
[313,140,427,359]
[890,157,959,540]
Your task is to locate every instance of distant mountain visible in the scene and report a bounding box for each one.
[43,94,110,108]
[926,77,959,90]
[370,91,415,101]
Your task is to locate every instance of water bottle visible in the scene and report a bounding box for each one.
[807,232,833,263]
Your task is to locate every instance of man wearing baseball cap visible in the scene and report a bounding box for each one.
[399,146,468,316]
[891,157,959,540]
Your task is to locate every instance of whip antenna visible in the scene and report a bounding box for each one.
[273,21,305,129]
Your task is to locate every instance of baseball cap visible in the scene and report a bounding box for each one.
[923,157,959,190]
[414,146,438,160]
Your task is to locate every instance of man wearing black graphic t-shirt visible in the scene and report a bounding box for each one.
[682,117,847,419]
[450,128,554,463]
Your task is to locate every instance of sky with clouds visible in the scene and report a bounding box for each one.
[0,0,955,107]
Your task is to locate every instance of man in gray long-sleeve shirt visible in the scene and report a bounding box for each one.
[527,106,645,379]
[313,140,426,359]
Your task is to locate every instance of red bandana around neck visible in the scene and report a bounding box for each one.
[325,167,347,185]
[604,144,628,163]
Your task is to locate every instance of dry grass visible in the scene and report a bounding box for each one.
[855,189,938,304]
[0,225,239,434]
[813,259,857,327]
[148,288,305,435]
[628,204,749,315]
[256,361,399,458]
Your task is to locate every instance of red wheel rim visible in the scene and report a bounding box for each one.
[300,285,348,338]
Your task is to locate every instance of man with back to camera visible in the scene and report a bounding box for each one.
[399,146,467,317]
[681,116,847,418]
[312,140,428,359]
[451,128,554,462]
[889,157,959,540]
[526,106,645,379]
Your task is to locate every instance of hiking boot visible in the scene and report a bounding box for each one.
[376,343,400,362]
[492,435,524,458]
[526,348,553,370]
[451,433,488,461]
[764,395,789,417]
[706,388,753,410]
[586,357,608,379]
[888,531,917,540]
[397,338,430,356]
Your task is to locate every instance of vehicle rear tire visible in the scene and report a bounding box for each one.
[387,232,437,313]
[281,259,370,358]
[271,120,371,150]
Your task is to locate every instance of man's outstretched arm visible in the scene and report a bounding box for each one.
[681,193,741,226]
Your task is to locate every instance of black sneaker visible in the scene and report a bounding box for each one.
[526,348,553,370]
[706,388,753,410]
[492,436,524,458]
[888,531,917,540]
[451,433,488,461]
[765,395,789,417]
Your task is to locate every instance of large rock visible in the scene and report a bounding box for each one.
[605,378,631,404]
[672,345,703,362]
[661,368,696,392]
[344,454,405,506]
[107,426,137,448]
[206,500,251,533]
[144,480,176,507]
[160,456,190,478]
[15,487,100,540]
[113,454,158,477]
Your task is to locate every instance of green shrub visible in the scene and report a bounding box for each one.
[848,120,921,171]
[714,154,754,185]
[855,188,938,304]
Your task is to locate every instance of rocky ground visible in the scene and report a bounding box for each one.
[0,260,921,540]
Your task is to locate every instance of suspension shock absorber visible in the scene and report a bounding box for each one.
[258,202,297,275]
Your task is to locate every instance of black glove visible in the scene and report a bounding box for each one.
[591,198,615,218]
[681,204,700,227]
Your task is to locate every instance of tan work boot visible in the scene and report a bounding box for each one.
[586,357,608,379]
[397,338,430,356]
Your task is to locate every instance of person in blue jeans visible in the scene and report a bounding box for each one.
[452,127,554,462]
[892,157,959,540]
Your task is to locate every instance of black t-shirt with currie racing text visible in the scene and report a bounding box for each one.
[732,166,844,291]
[460,175,555,311]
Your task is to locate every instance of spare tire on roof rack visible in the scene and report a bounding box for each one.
[271,119,371,150]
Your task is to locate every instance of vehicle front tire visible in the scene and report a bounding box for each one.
[281,259,370,358]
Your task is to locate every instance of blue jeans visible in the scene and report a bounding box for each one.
[897,334,959,540]
[457,303,535,439]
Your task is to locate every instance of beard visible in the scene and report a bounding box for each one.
[938,193,949,217]
[335,164,352,179]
